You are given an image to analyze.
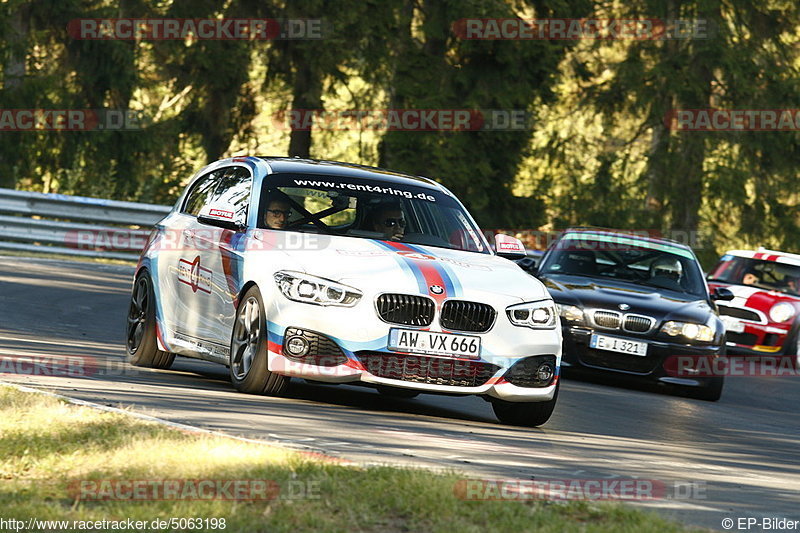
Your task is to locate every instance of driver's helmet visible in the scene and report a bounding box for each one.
[651,257,682,281]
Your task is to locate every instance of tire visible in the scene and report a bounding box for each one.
[376,385,420,399]
[679,346,725,401]
[491,382,559,427]
[691,376,724,402]
[125,271,175,369]
[781,322,800,368]
[229,286,288,396]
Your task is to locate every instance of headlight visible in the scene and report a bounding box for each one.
[273,271,362,307]
[661,321,715,342]
[556,303,584,323]
[507,300,557,329]
[769,302,796,323]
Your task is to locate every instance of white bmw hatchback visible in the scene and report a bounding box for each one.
[126,157,562,426]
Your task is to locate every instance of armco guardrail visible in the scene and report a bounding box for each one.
[0,188,171,261]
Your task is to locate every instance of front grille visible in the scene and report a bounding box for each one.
[727,332,758,346]
[718,306,762,322]
[440,300,496,332]
[356,351,499,387]
[283,328,347,366]
[376,294,435,326]
[504,355,557,388]
[579,349,658,374]
[623,315,654,333]
[593,310,621,329]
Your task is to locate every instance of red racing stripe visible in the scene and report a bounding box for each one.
[382,241,448,303]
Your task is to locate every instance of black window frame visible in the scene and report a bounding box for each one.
[181,166,253,222]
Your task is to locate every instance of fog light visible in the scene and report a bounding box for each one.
[285,336,310,356]
[536,363,554,383]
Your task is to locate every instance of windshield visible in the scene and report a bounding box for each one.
[707,255,800,297]
[258,173,490,254]
[539,233,707,297]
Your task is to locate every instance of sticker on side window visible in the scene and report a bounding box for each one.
[456,211,483,251]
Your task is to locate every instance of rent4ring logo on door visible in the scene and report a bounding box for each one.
[178,256,212,294]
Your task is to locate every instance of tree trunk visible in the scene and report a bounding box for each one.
[287,60,321,158]
[3,4,29,91]
[669,1,718,234]
[378,0,414,169]
[643,0,678,224]
[0,3,31,189]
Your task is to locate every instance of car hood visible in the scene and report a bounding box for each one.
[708,281,800,313]
[541,274,714,323]
[262,233,547,302]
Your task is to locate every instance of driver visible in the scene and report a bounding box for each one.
[650,257,682,282]
[742,269,760,286]
[368,201,405,241]
[264,196,292,230]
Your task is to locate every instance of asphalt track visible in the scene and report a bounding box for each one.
[1,256,799,531]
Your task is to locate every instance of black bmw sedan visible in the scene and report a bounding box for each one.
[533,228,732,401]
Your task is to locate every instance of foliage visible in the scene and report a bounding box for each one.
[0,0,798,257]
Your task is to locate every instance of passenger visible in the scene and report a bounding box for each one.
[785,275,800,294]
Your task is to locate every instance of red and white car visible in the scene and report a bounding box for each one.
[707,249,800,356]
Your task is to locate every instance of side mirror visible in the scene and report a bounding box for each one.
[711,287,734,301]
[197,203,246,231]
[517,256,539,274]
[494,233,526,260]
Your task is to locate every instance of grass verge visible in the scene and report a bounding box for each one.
[0,386,696,532]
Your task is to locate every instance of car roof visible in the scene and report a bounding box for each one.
[558,227,693,250]
[254,156,446,192]
[723,249,800,267]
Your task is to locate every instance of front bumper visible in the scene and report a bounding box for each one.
[724,322,791,355]
[264,296,561,402]
[561,325,724,385]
